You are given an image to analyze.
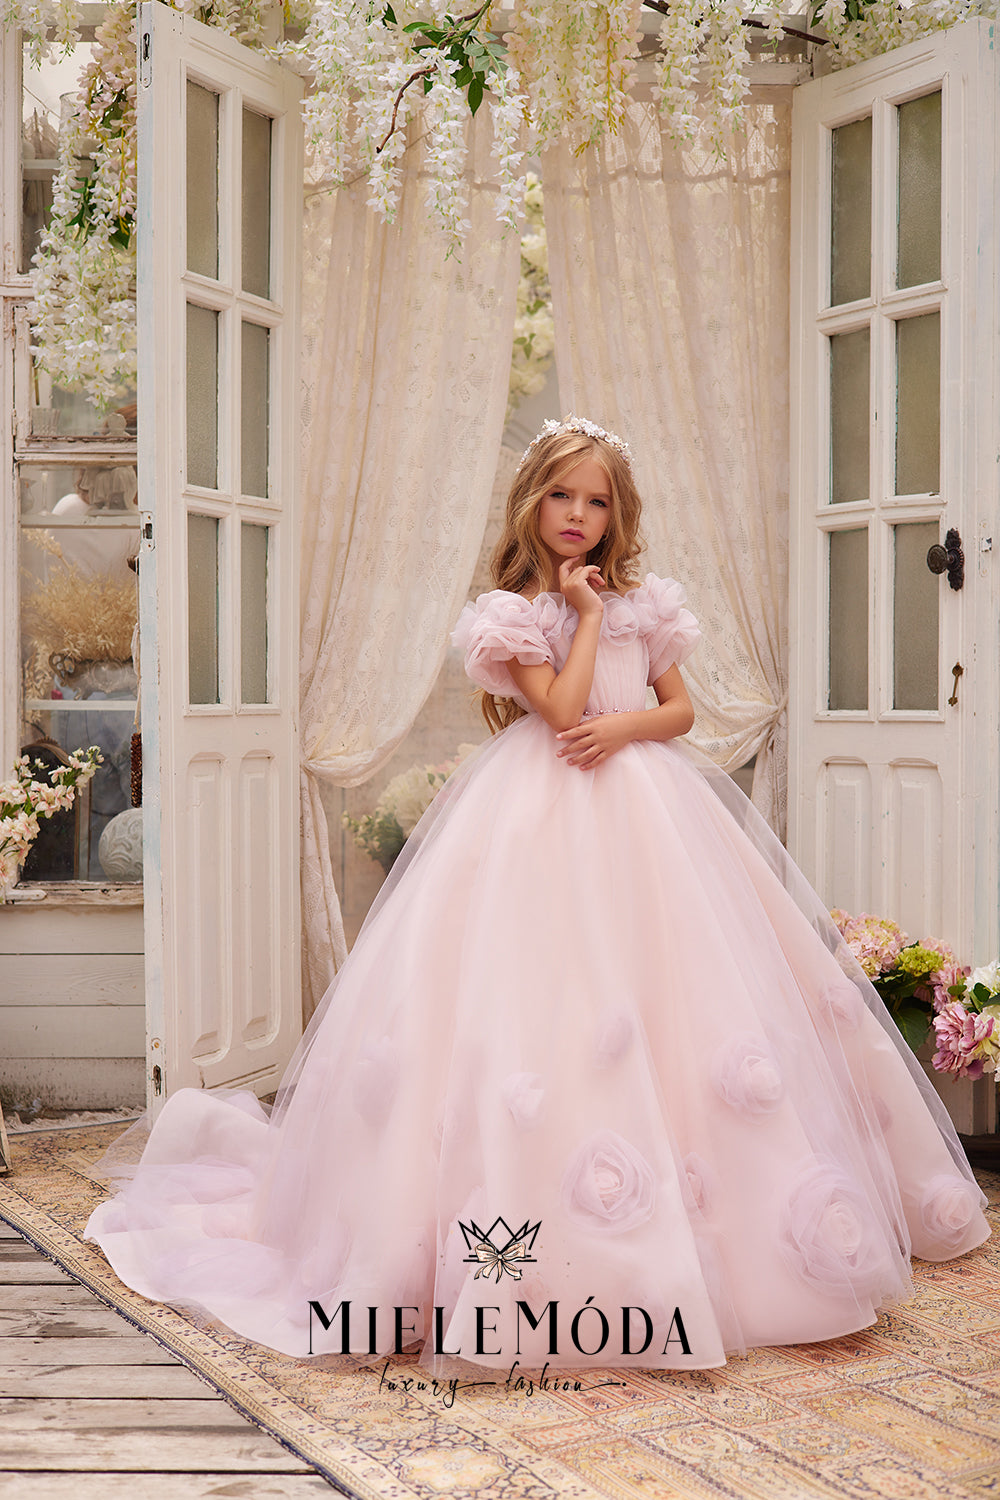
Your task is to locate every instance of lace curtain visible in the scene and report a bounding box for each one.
[298,120,520,1018]
[542,88,792,837]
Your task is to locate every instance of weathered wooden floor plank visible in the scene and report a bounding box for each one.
[3,1397,260,1431]
[0,1227,326,1489]
[0,1475,333,1498]
[0,1363,214,1398]
[0,1336,179,1365]
[0,1285,106,1310]
[0,1239,67,1262]
[0,1261,76,1285]
[0,1309,150,1337]
[0,1434,314,1472]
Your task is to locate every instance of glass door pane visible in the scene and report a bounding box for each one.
[830,328,870,504]
[187,81,219,279]
[893,522,939,710]
[895,312,940,496]
[828,528,868,710]
[831,117,872,306]
[242,108,272,299]
[241,522,269,704]
[897,92,941,289]
[187,304,219,490]
[241,322,269,498]
[188,513,220,704]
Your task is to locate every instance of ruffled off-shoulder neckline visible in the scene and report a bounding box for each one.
[467,574,687,645]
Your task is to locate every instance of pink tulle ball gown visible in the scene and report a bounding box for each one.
[85,575,990,1372]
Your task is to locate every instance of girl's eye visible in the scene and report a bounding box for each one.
[591,498,608,508]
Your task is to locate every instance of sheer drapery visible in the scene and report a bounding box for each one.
[542,90,792,836]
[298,120,520,1017]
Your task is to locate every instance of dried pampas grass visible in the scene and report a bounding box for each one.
[22,532,137,668]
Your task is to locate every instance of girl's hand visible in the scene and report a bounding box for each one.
[558,558,605,618]
[555,713,637,768]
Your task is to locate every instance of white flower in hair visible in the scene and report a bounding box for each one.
[518,415,634,473]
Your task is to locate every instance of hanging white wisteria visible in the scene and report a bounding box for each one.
[13,0,1000,402]
[508,172,554,419]
[28,0,138,404]
[815,0,996,64]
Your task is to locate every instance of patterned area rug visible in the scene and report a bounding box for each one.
[4,1123,1000,1499]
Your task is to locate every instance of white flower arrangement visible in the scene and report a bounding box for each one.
[0,746,103,893]
[343,743,478,872]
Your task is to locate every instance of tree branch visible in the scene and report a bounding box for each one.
[376,64,436,154]
[375,0,495,156]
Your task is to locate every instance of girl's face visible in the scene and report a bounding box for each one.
[536,455,612,572]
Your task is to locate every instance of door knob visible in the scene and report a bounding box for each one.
[926,528,964,590]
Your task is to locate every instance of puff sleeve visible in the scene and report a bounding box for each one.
[633,574,701,684]
[451,592,557,698]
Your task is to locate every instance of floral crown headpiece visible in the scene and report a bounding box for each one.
[517,415,634,475]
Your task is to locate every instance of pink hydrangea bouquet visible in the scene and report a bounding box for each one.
[829,909,968,1053]
[0,746,103,894]
[931,961,1000,1080]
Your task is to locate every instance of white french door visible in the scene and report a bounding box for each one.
[789,22,999,974]
[138,2,303,1101]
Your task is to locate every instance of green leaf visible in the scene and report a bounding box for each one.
[383,3,396,22]
[468,74,484,114]
[454,65,474,88]
[894,1003,932,1053]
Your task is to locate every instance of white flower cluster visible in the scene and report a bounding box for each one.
[508,172,554,416]
[0,746,102,890]
[490,64,529,232]
[422,60,472,246]
[654,0,704,143]
[507,0,642,150]
[379,744,477,835]
[820,0,998,67]
[8,0,81,65]
[288,2,528,247]
[28,0,138,406]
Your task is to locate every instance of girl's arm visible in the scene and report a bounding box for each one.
[555,664,695,768]
[505,561,605,732]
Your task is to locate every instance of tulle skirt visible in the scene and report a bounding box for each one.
[85,717,989,1371]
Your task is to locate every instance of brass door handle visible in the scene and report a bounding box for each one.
[948,663,964,706]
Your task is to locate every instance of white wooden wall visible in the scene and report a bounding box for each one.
[0,903,145,1109]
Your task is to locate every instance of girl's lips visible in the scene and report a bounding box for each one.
[561,530,584,539]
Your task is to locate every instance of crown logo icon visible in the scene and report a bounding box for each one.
[458,1216,541,1283]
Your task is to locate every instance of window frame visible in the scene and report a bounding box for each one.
[2,17,142,900]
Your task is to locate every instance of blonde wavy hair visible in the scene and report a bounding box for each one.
[480,430,645,733]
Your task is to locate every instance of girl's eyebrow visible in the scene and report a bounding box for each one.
[550,483,612,499]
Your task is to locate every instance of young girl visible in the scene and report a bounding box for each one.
[86,417,989,1373]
